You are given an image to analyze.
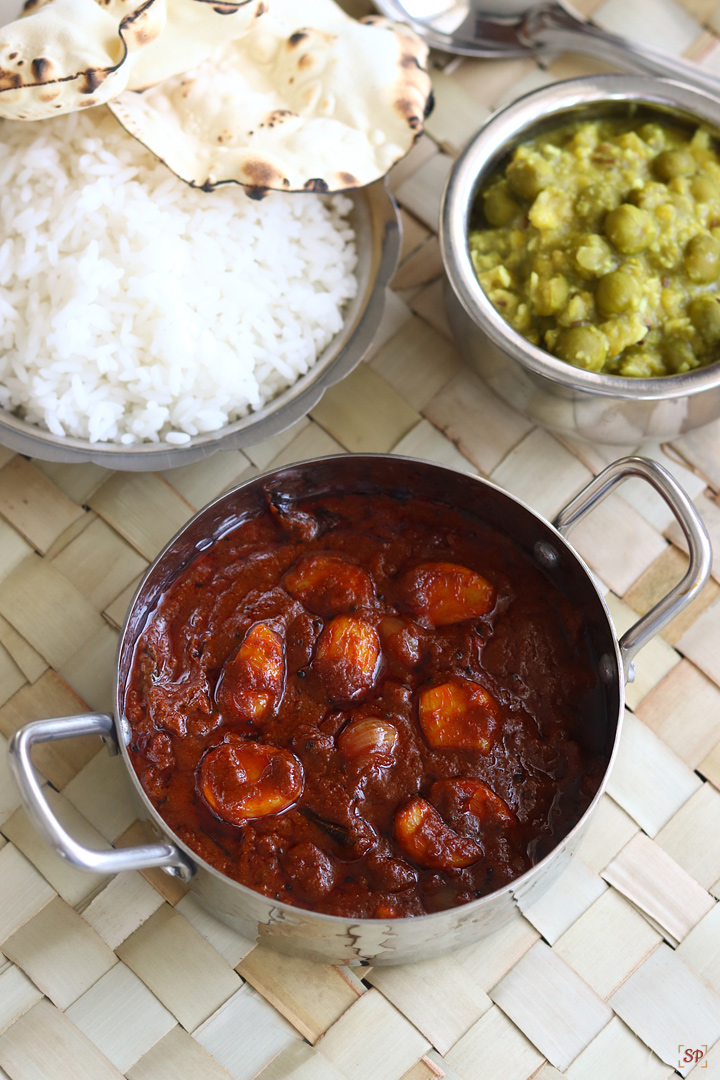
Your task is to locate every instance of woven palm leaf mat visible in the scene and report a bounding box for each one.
[4,1,720,1076]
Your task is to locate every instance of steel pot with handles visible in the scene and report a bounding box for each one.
[8,453,711,965]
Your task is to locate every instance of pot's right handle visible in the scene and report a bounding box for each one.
[8,713,195,881]
[553,456,712,682]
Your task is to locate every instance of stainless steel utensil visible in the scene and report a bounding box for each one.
[441,75,720,445]
[374,0,720,100]
[8,453,711,965]
[0,181,400,471]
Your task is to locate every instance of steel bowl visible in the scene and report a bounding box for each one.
[441,75,720,445]
[8,453,711,965]
[0,181,400,471]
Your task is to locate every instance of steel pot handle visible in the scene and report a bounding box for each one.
[553,455,712,682]
[8,714,195,882]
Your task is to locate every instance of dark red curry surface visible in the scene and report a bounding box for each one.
[125,491,608,918]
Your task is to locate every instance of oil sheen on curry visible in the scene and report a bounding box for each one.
[125,492,607,918]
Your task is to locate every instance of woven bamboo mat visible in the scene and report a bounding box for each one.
[3,1,720,1076]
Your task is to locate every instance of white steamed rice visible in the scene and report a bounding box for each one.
[0,109,358,445]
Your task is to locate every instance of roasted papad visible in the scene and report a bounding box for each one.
[0,0,267,120]
[107,0,432,194]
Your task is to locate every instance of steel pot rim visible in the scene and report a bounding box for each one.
[441,73,720,403]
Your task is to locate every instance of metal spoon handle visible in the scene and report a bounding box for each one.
[523,1,720,98]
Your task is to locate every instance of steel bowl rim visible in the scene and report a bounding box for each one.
[441,73,720,402]
[114,450,626,928]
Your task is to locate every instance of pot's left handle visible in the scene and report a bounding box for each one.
[8,714,195,882]
[554,455,712,683]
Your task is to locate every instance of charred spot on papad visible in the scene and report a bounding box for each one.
[242,158,285,187]
[304,178,329,193]
[0,69,22,91]
[261,108,295,129]
[287,31,309,47]
[80,68,108,95]
[30,56,53,80]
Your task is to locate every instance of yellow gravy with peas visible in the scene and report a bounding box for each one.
[470,118,720,377]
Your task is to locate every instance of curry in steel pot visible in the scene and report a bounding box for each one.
[125,488,608,918]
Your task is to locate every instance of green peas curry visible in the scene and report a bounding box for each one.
[469,117,720,377]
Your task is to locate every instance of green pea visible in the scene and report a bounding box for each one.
[653,149,697,181]
[684,233,720,284]
[605,204,657,255]
[689,295,720,342]
[506,155,552,201]
[690,174,719,202]
[483,183,521,227]
[662,337,697,374]
[595,271,641,318]
[554,326,608,372]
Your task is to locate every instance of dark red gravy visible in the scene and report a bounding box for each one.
[125,491,609,918]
